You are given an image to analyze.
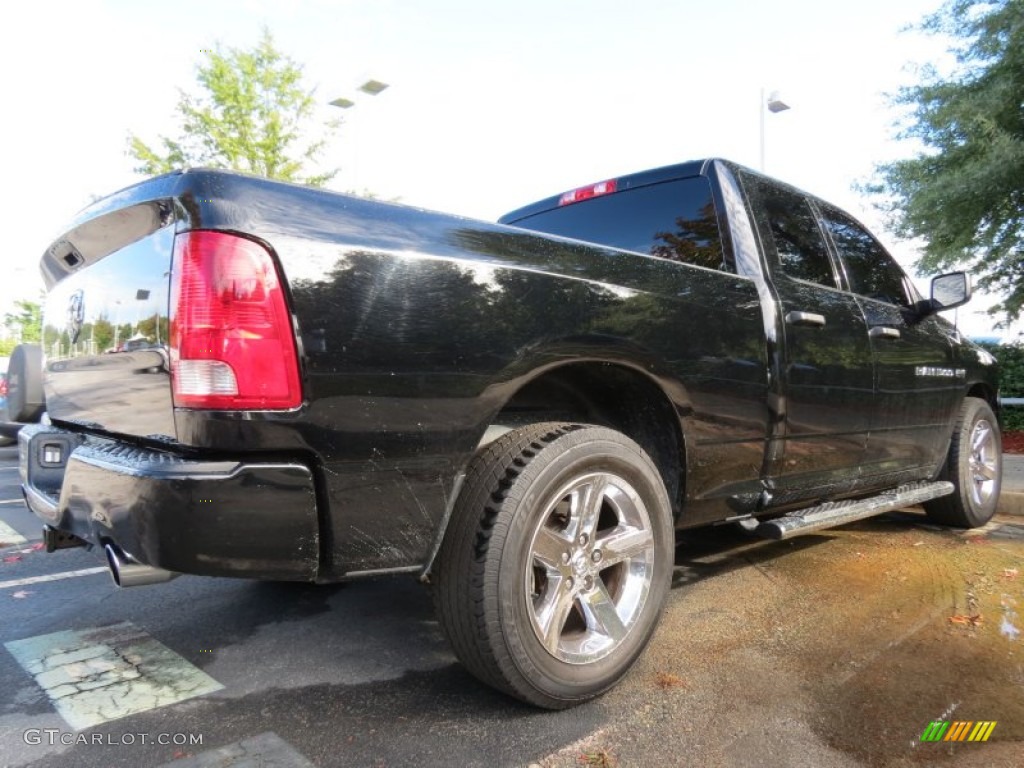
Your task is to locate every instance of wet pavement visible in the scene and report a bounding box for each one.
[539,512,1024,767]
[3,444,1024,767]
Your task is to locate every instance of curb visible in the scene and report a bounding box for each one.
[999,491,1024,517]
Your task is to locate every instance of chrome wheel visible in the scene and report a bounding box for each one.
[435,422,673,708]
[525,471,656,665]
[968,418,998,507]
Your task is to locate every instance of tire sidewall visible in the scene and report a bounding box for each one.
[492,432,673,703]
[955,400,1002,527]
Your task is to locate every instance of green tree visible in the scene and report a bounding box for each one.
[129,29,338,186]
[3,300,42,343]
[865,0,1024,320]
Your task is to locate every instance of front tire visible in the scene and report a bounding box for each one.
[924,397,1002,528]
[434,423,674,709]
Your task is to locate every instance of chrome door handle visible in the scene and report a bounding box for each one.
[785,311,826,328]
[868,326,901,340]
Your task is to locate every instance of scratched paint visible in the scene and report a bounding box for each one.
[5,622,223,729]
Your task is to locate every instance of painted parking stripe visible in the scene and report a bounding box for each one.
[0,498,26,505]
[0,520,27,547]
[0,567,109,590]
[156,732,316,768]
[5,622,223,729]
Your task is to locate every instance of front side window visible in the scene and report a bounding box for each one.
[743,175,836,288]
[818,203,913,307]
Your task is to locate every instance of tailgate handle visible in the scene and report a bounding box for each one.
[785,311,826,328]
[868,326,901,340]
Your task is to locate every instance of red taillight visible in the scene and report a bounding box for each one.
[558,179,618,206]
[0,378,7,397]
[170,231,302,410]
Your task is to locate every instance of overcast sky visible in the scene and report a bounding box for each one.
[1,0,1016,340]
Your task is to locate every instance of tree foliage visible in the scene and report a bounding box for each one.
[986,341,1024,396]
[978,340,1024,428]
[3,300,42,344]
[129,29,338,186]
[865,0,1024,320]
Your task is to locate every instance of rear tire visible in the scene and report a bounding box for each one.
[924,397,1001,528]
[434,422,674,709]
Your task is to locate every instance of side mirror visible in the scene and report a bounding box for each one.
[929,271,971,313]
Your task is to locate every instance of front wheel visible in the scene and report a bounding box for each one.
[924,397,1002,528]
[433,423,674,709]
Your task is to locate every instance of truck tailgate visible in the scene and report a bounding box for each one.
[41,200,177,440]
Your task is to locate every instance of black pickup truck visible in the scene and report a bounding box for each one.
[18,158,1001,708]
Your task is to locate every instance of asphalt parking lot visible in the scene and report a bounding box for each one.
[2,442,1024,767]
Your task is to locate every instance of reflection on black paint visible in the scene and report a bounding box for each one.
[286,227,769,452]
[744,176,836,288]
[44,313,170,358]
[505,177,729,273]
[651,201,723,270]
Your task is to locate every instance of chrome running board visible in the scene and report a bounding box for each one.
[753,481,954,540]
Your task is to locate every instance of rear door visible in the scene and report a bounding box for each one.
[742,174,874,501]
[817,202,961,478]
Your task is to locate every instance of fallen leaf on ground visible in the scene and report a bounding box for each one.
[655,671,686,689]
[948,614,984,627]
[1002,568,1019,580]
[3,555,22,563]
[578,748,615,767]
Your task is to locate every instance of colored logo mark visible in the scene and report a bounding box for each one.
[920,721,997,742]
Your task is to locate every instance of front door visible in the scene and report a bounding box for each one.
[816,202,962,480]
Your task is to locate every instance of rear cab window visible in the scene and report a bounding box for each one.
[503,176,730,273]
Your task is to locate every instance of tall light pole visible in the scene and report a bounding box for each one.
[759,88,791,171]
[330,79,390,191]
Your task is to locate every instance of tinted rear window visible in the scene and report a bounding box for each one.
[508,177,727,271]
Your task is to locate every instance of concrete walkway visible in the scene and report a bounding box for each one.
[1001,453,1024,515]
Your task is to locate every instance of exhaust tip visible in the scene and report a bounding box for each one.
[104,544,178,588]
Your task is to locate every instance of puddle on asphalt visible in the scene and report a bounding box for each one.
[1001,595,1021,642]
[790,518,1024,763]
[605,514,1024,767]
